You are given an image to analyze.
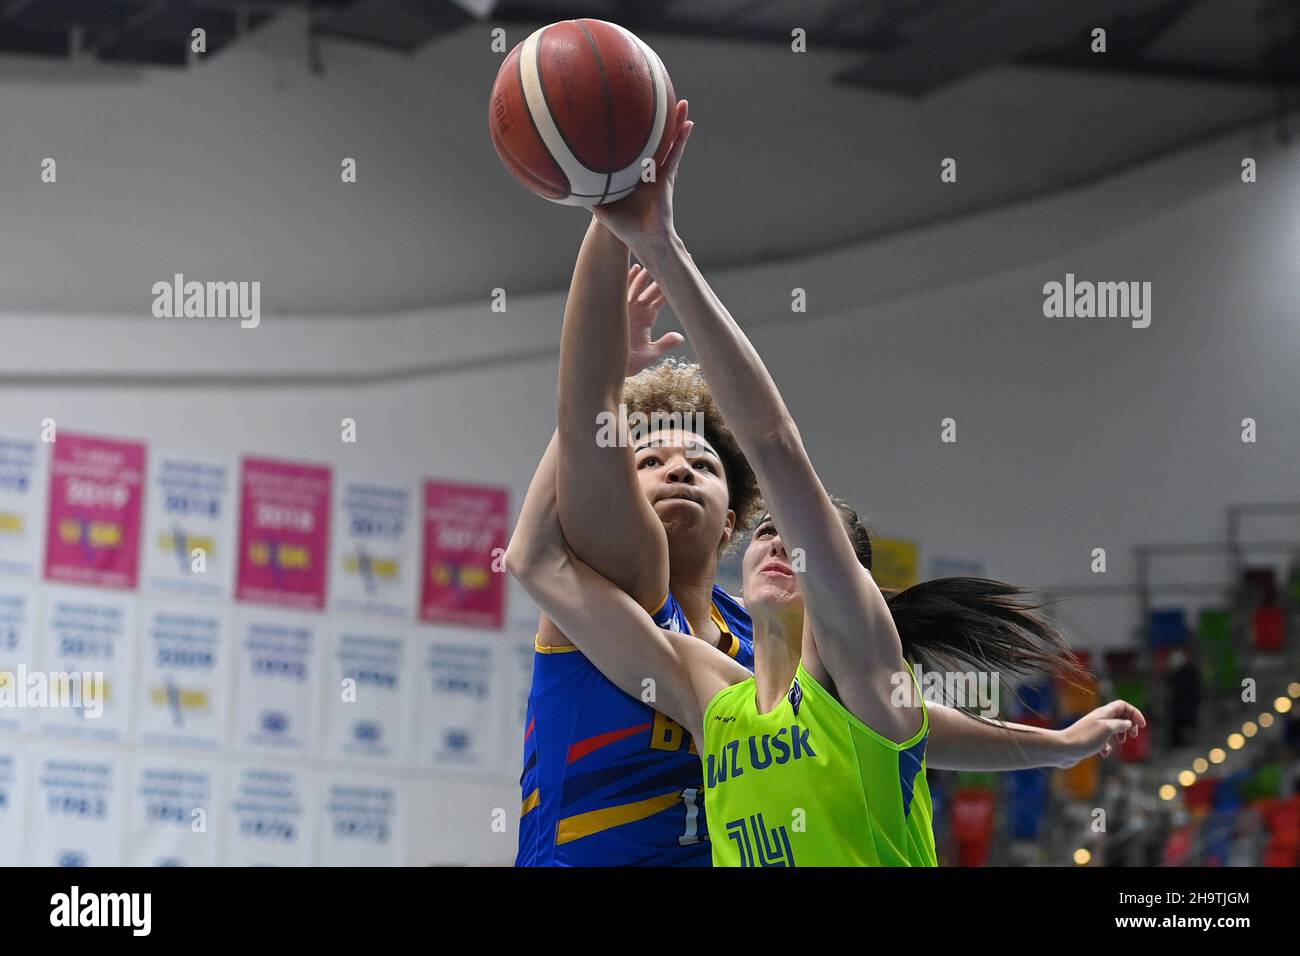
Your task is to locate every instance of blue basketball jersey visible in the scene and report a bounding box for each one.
[516,586,753,866]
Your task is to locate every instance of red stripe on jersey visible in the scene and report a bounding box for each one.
[567,722,652,764]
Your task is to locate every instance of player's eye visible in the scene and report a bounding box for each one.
[637,455,660,469]
[755,522,775,538]
[692,460,715,473]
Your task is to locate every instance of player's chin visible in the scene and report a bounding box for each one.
[743,578,802,613]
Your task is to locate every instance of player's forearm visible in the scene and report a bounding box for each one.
[635,233,795,450]
[504,431,565,577]
[925,704,1066,771]
[554,220,668,604]
[556,218,631,430]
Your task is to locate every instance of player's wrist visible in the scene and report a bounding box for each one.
[634,229,686,270]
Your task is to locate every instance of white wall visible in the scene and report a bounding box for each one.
[1,116,1297,863]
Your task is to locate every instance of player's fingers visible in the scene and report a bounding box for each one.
[663,108,692,180]
[651,332,683,351]
[629,265,654,300]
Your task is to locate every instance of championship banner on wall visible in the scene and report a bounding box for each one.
[419,480,508,629]
[318,776,404,866]
[44,432,145,590]
[144,455,236,599]
[35,587,135,744]
[27,750,126,866]
[0,742,29,866]
[137,603,230,751]
[232,610,323,757]
[224,764,317,866]
[0,584,37,736]
[413,634,500,773]
[871,538,920,591]
[331,479,416,620]
[0,432,46,579]
[126,758,219,867]
[323,628,411,765]
[236,457,331,611]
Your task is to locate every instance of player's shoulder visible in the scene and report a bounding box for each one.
[711,585,751,633]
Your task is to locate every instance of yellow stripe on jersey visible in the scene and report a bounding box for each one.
[521,788,541,817]
[534,635,579,653]
[709,602,744,658]
[555,791,682,845]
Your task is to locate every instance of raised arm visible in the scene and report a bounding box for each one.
[554,218,669,610]
[594,106,913,741]
[506,432,748,742]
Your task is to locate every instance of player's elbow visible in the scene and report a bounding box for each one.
[504,535,563,585]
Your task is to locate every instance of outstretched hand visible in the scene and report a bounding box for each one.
[625,263,682,376]
[1056,699,1148,767]
[593,100,693,257]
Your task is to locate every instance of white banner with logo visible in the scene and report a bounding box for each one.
[317,774,404,866]
[137,602,231,751]
[232,610,323,757]
[143,455,236,599]
[0,432,45,580]
[329,478,417,620]
[126,756,220,866]
[36,587,135,743]
[0,741,30,866]
[413,633,500,773]
[27,749,126,866]
[323,627,412,765]
[223,764,317,866]
[0,583,37,736]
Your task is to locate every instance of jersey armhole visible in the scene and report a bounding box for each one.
[795,660,928,752]
[702,679,742,733]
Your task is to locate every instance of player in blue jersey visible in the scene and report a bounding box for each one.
[514,182,1143,865]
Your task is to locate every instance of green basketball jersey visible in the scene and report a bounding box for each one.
[702,660,937,867]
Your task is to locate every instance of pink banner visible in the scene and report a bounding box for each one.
[44,433,146,590]
[419,480,507,629]
[236,457,332,611]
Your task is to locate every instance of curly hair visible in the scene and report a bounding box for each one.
[621,358,762,539]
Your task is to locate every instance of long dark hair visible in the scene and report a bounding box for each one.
[831,497,1091,706]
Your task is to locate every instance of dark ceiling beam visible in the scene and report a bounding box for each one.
[2,0,39,20]
[834,0,1177,95]
[1115,0,1208,55]
[84,0,173,57]
[490,2,892,51]
[1020,53,1300,87]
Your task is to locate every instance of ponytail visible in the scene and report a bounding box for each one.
[883,578,1090,695]
[827,497,1091,710]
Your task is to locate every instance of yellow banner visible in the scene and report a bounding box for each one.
[871,538,919,591]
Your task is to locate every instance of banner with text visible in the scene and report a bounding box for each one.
[236,457,331,611]
[419,480,507,629]
[44,433,145,590]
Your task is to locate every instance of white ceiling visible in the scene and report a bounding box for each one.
[0,6,1282,316]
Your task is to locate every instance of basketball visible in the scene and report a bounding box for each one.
[488,19,678,206]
